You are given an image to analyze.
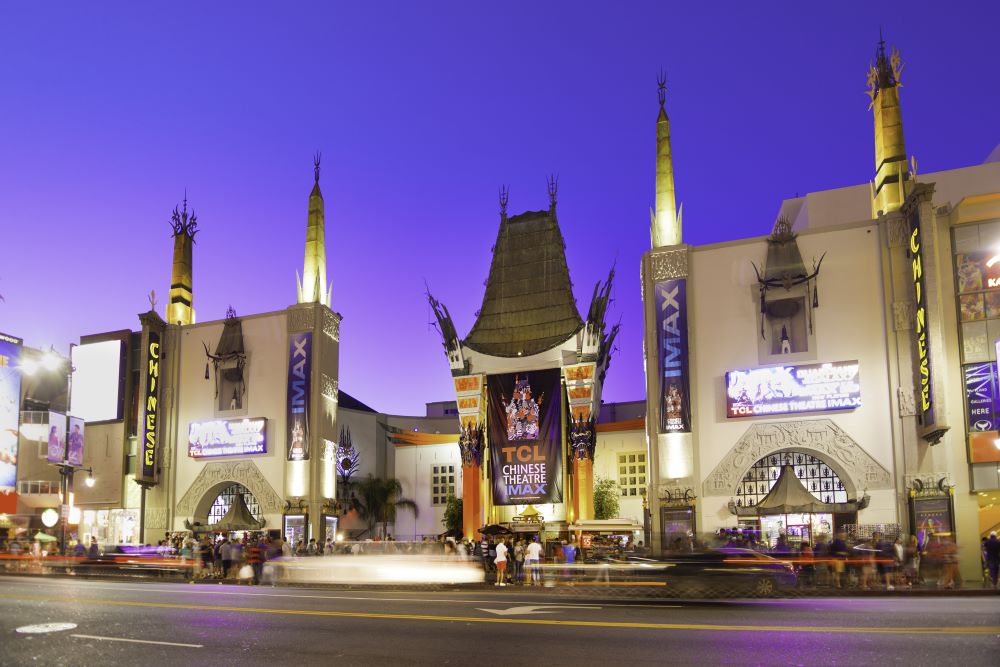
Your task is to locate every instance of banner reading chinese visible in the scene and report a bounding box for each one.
[655,279,691,432]
[487,369,562,506]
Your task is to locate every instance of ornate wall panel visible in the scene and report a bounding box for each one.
[175,460,283,516]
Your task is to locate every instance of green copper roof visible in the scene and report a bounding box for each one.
[463,208,583,358]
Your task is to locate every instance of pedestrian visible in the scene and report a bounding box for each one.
[494,538,508,587]
[513,540,525,584]
[220,537,233,579]
[87,536,100,560]
[525,537,543,585]
[829,531,849,589]
[245,537,262,585]
[985,531,1000,589]
[874,531,894,590]
[902,534,920,587]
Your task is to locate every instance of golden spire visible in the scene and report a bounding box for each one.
[166,192,197,325]
[296,152,331,306]
[651,70,682,248]
[867,31,909,217]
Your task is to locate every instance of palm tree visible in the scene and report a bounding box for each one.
[351,475,418,539]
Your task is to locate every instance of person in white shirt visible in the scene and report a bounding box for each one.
[494,539,509,586]
[525,537,543,585]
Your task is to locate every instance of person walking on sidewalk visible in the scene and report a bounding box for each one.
[525,537,543,585]
[494,538,509,586]
[984,531,1000,589]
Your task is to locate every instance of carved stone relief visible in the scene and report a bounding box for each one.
[175,460,283,517]
[323,309,341,342]
[886,218,910,248]
[287,306,315,333]
[703,419,893,497]
[897,387,917,417]
[904,472,953,496]
[321,374,338,400]
[144,508,168,530]
[650,248,689,281]
[892,301,915,331]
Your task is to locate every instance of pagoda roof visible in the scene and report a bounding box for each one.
[463,208,583,358]
[731,465,870,517]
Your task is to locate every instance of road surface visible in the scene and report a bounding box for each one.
[1,576,997,666]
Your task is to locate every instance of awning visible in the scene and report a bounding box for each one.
[729,465,870,517]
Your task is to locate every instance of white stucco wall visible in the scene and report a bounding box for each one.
[393,442,462,539]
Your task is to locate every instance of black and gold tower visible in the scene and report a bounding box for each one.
[867,33,909,217]
[166,195,197,326]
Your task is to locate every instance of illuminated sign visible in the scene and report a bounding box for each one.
[286,332,311,461]
[139,331,160,483]
[0,332,23,493]
[964,362,997,432]
[70,340,124,422]
[909,210,934,425]
[188,418,267,458]
[656,279,691,432]
[726,360,861,418]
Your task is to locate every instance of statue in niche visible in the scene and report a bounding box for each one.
[780,324,791,354]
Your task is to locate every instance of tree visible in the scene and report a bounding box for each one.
[442,495,462,533]
[350,475,418,538]
[593,476,620,520]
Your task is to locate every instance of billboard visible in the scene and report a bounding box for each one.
[726,360,861,418]
[46,411,67,463]
[0,333,23,493]
[287,332,312,461]
[139,331,161,483]
[189,418,267,458]
[487,369,563,506]
[67,416,85,466]
[655,279,691,433]
[70,339,124,422]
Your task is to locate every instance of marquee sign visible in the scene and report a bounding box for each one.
[138,331,161,484]
[908,210,934,426]
[726,360,861,418]
[189,418,267,458]
[655,279,691,432]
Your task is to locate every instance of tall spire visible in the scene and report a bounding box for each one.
[651,70,682,247]
[867,31,909,217]
[296,152,331,307]
[166,192,197,325]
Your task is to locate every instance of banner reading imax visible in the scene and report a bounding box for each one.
[487,369,562,506]
[655,279,691,433]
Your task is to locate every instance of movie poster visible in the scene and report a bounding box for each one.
[964,362,997,432]
[67,416,85,467]
[0,333,23,493]
[46,411,67,463]
[286,332,312,461]
[655,279,692,432]
[487,369,562,506]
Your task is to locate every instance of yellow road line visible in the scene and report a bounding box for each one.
[2,594,997,636]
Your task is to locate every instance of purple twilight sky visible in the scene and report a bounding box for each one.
[0,2,997,416]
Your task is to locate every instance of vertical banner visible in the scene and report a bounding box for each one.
[655,279,692,432]
[0,333,23,493]
[964,362,997,432]
[67,416,85,467]
[908,209,934,426]
[139,331,161,484]
[287,331,312,461]
[46,411,67,463]
[487,369,563,505]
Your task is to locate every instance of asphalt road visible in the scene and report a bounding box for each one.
[0,576,997,666]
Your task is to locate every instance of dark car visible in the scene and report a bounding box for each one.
[615,548,797,597]
[72,544,192,578]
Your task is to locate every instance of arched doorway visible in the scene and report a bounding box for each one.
[734,450,850,508]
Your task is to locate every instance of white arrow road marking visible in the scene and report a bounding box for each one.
[476,604,602,616]
[16,623,78,634]
[71,634,203,648]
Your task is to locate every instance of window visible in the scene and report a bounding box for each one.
[617,452,647,497]
[207,483,263,526]
[734,451,848,508]
[431,464,456,505]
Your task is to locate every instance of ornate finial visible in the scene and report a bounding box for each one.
[868,30,901,104]
[657,68,667,108]
[313,151,322,183]
[170,193,199,240]
[546,174,558,209]
[226,305,237,320]
[499,185,509,219]
[148,290,157,311]
[770,216,794,240]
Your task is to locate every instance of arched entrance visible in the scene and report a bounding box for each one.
[175,460,283,530]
